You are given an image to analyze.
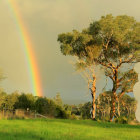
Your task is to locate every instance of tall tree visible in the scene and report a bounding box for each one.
[72,59,96,119]
[58,30,101,120]
[58,14,140,121]
[84,15,140,121]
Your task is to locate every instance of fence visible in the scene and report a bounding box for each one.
[0,109,47,119]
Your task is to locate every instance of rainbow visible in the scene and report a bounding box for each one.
[6,0,43,96]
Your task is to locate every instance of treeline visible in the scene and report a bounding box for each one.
[0,91,137,123]
[69,92,137,123]
[0,91,67,119]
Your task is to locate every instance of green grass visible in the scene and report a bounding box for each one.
[0,119,140,140]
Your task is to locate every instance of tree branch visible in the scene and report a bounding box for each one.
[117,56,135,69]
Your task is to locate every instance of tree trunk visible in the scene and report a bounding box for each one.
[110,94,116,121]
[130,107,131,116]
[110,69,118,121]
[117,100,120,117]
[91,75,96,120]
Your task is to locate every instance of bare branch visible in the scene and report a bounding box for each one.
[117,56,135,69]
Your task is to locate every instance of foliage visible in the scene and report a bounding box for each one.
[88,15,140,120]
[80,102,92,119]
[53,93,63,106]
[114,116,128,124]
[4,93,19,111]
[58,21,102,120]
[0,92,68,119]
[15,93,35,110]
[71,105,81,116]
[54,105,67,118]
[118,94,137,120]
[58,14,140,121]
[0,90,137,122]
[0,91,7,110]
[95,92,137,122]
[63,104,72,118]
[96,91,112,121]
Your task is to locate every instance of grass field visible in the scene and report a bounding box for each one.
[0,119,140,140]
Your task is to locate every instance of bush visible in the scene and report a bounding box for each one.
[80,102,92,119]
[70,114,77,120]
[54,106,67,119]
[114,116,128,124]
[127,114,136,122]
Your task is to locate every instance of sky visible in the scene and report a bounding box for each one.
[0,0,140,106]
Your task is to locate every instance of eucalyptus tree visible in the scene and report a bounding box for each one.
[74,57,100,119]
[58,30,101,120]
[58,14,140,121]
[117,69,138,116]
[118,94,137,120]
[86,15,140,121]
[96,91,112,120]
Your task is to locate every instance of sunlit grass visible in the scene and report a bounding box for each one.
[0,119,139,140]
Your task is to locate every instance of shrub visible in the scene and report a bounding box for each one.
[54,106,67,119]
[70,114,78,120]
[114,116,128,124]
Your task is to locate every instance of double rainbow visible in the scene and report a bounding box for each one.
[7,0,43,96]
